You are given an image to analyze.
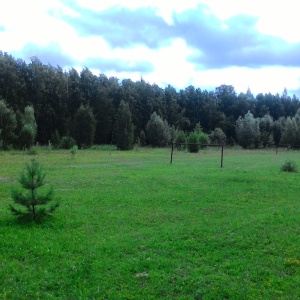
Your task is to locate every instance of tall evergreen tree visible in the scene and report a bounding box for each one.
[73,104,96,148]
[0,99,17,149]
[146,112,171,147]
[115,100,134,150]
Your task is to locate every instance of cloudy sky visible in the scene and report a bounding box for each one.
[1,0,300,97]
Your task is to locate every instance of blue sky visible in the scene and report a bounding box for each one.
[1,0,300,96]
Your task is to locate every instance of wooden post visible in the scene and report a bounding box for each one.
[221,145,224,168]
[170,142,174,164]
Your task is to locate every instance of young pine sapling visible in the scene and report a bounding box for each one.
[10,159,59,220]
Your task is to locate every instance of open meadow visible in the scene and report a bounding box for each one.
[1,147,300,299]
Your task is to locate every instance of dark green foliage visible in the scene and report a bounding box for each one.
[146,112,171,147]
[139,130,146,146]
[20,124,36,149]
[272,120,282,146]
[59,136,76,149]
[199,132,210,148]
[0,99,17,149]
[115,100,134,150]
[51,130,61,148]
[2,52,300,150]
[259,114,274,147]
[281,160,297,172]
[187,132,200,153]
[74,105,96,148]
[280,109,300,148]
[209,127,226,145]
[18,106,37,149]
[236,111,261,148]
[27,147,38,155]
[9,159,59,220]
[175,130,186,150]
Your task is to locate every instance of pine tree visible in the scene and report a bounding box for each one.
[74,104,96,148]
[146,112,171,147]
[115,100,134,150]
[187,132,200,153]
[0,99,17,149]
[10,159,59,220]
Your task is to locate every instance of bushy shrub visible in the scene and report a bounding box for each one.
[59,136,76,149]
[281,160,297,172]
[199,132,210,149]
[27,147,39,155]
[175,131,186,150]
[209,127,226,145]
[70,145,78,158]
[187,132,200,153]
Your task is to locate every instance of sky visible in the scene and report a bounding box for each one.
[1,0,300,97]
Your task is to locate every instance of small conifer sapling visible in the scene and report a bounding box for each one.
[10,159,59,220]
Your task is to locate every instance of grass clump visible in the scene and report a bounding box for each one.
[26,147,39,155]
[70,145,78,158]
[281,159,297,172]
[98,144,118,151]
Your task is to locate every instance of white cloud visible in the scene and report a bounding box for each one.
[73,0,201,24]
[199,0,300,43]
[0,0,79,51]
[190,66,300,95]
[107,38,195,87]
[73,0,300,42]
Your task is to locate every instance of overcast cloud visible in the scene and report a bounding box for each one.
[1,0,300,96]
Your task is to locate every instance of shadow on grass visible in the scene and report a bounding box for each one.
[0,214,62,229]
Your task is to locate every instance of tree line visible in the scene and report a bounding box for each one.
[1,51,300,150]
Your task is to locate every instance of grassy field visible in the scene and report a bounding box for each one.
[1,147,300,299]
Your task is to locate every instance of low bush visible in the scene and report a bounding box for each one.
[199,132,210,149]
[175,131,186,150]
[59,136,76,149]
[281,160,297,172]
[187,132,200,153]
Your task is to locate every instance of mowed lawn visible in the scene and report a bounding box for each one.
[1,147,300,299]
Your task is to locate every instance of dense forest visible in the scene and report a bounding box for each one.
[1,51,300,150]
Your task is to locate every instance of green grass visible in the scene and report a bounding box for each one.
[1,147,300,299]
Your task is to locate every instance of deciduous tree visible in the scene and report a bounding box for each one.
[236,111,260,148]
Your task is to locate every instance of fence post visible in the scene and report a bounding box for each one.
[170,143,174,164]
[221,145,224,168]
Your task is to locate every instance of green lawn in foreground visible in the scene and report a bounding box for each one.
[0,147,300,299]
